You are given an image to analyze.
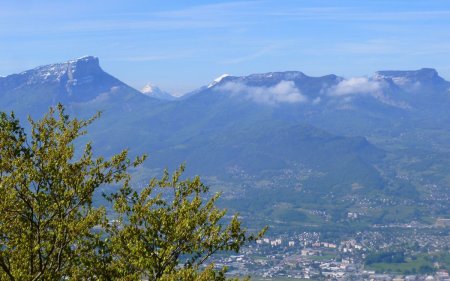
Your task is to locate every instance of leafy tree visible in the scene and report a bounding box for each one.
[0,105,264,280]
[0,106,141,280]
[100,165,264,280]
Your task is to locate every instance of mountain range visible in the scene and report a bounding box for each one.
[1,56,449,228]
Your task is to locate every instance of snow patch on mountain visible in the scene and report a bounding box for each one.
[141,84,157,94]
[208,74,230,88]
[10,56,101,86]
[245,71,306,81]
[374,68,439,81]
[140,83,175,100]
[372,68,450,93]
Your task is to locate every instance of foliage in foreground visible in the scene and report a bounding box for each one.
[0,105,265,280]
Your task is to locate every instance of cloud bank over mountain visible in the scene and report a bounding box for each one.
[328,77,386,97]
[215,80,308,105]
[326,77,412,109]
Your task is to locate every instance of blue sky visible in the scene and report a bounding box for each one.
[1,0,450,95]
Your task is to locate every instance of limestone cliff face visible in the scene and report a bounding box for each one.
[0,56,143,105]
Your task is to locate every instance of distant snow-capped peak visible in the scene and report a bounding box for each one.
[208,74,230,88]
[140,83,175,100]
[141,83,159,94]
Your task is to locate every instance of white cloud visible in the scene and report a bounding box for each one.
[328,77,411,109]
[328,77,384,97]
[216,80,307,105]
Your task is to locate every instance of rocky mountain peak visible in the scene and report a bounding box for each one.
[141,83,175,100]
[374,68,441,83]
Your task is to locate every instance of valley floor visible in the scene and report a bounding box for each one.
[205,223,450,280]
